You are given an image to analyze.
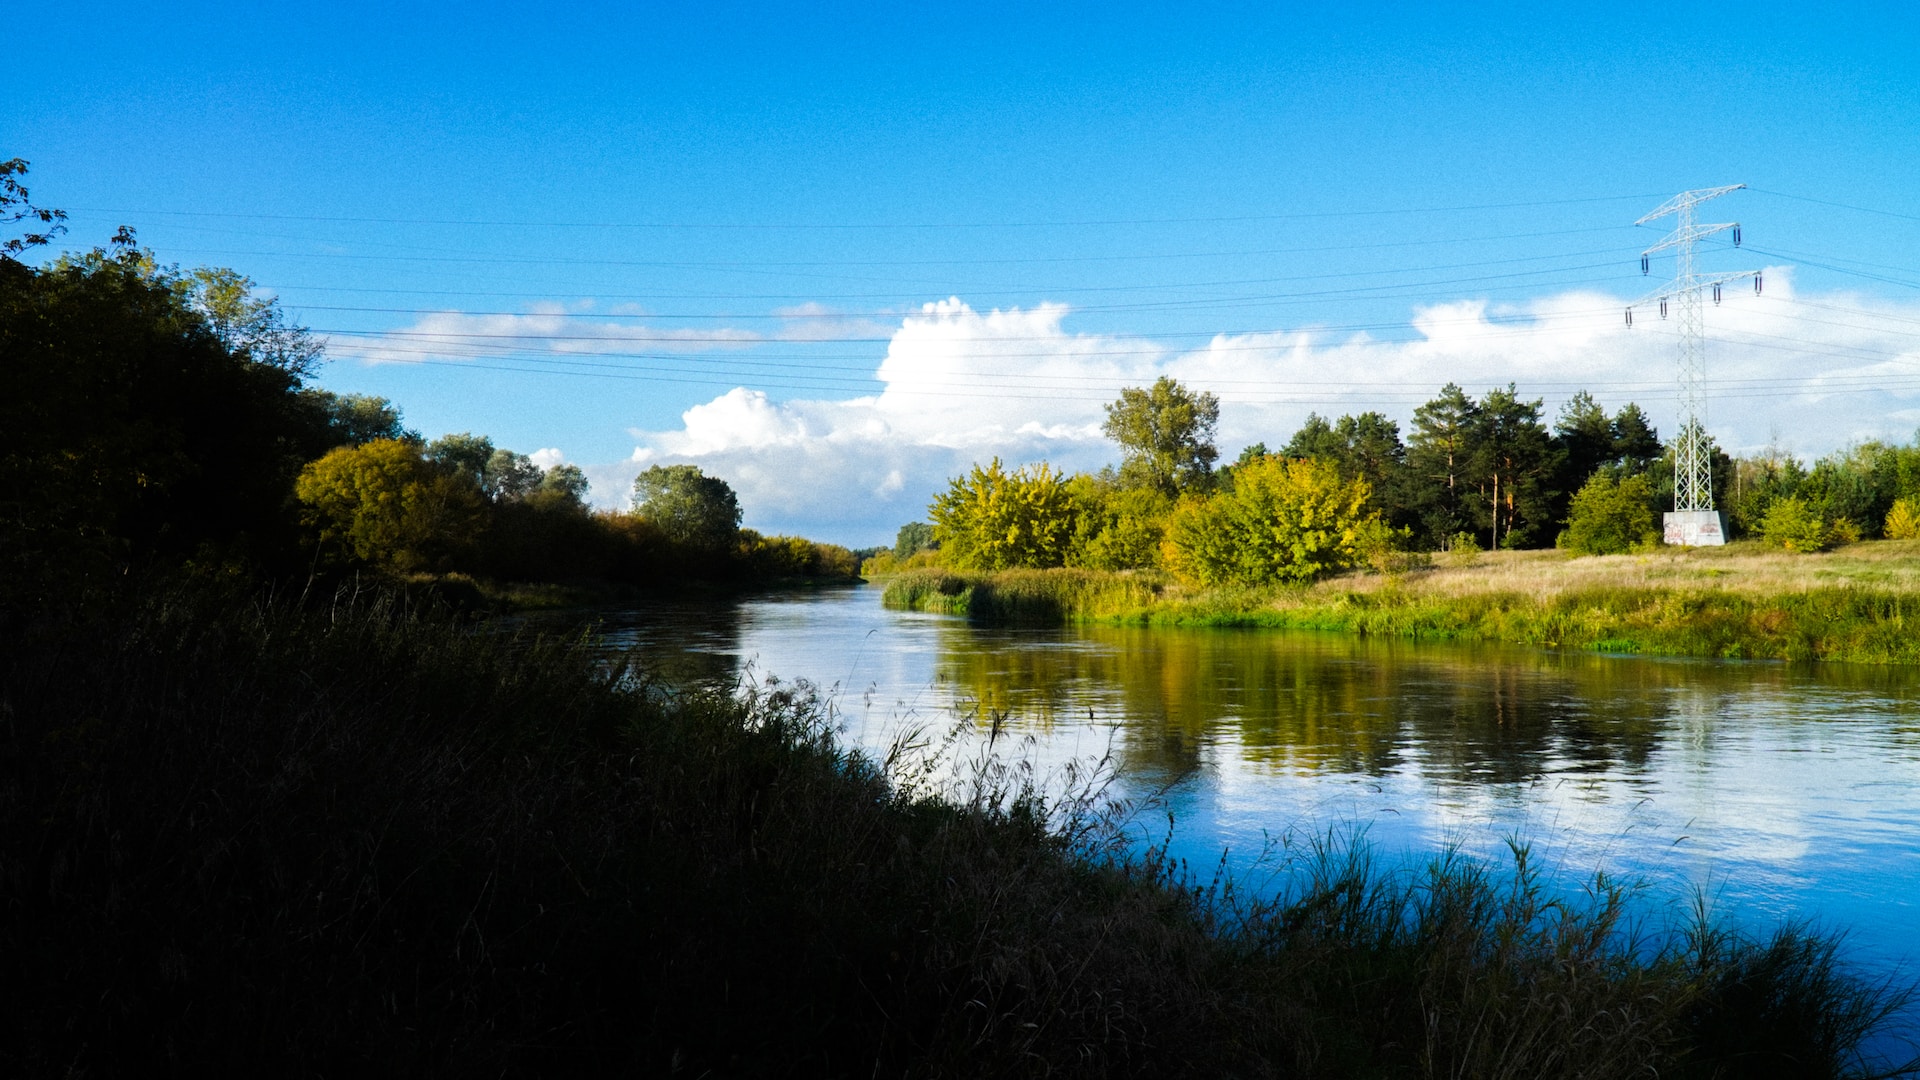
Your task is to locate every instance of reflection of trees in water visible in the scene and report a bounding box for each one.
[928,622,1920,787]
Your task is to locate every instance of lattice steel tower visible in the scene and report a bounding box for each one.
[1625,185,1761,545]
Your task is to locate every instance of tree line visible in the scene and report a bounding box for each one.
[1,183,853,610]
[885,375,1920,584]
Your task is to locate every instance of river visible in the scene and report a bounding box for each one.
[565,583,1920,1030]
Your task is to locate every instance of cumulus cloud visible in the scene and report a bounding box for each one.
[610,284,1920,546]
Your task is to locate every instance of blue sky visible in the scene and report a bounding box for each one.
[8,2,1919,544]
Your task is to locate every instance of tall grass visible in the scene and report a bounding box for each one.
[886,544,1920,663]
[3,581,1912,1076]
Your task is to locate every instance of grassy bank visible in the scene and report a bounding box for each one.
[885,539,1920,663]
[3,583,1913,1076]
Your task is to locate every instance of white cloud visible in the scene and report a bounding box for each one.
[528,447,566,468]
[603,285,1920,546]
[328,303,760,365]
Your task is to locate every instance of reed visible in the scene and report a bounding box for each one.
[3,580,1912,1076]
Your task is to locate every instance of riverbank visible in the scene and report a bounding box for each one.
[5,580,1911,1077]
[882,538,1920,663]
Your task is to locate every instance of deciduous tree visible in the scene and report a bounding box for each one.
[631,464,742,552]
[1102,377,1220,497]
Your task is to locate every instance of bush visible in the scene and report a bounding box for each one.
[1163,456,1376,586]
[930,458,1077,571]
[1760,496,1832,553]
[1558,473,1658,556]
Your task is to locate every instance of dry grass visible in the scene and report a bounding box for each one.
[1321,539,1920,604]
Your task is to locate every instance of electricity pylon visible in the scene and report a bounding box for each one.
[1625,185,1762,545]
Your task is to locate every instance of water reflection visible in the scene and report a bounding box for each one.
[565,586,1920,1013]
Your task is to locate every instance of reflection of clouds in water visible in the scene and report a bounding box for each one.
[590,588,1920,1023]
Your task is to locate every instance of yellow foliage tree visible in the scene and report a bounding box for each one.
[928,458,1077,570]
[1887,498,1920,541]
[1163,456,1377,586]
[294,438,486,571]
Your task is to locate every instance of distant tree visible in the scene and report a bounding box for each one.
[1555,391,1616,488]
[1283,413,1344,461]
[1407,383,1481,546]
[1611,403,1661,474]
[893,521,937,560]
[302,390,412,448]
[294,439,487,571]
[485,449,545,502]
[1,158,67,259]
[1472,385,1561,549]
[631,464,742,552]
[1163,456,1377,586]
[1102,376,1220,497]
[536,463,590,504]
[181,267,324,378]
[928,458,1076,570]
[425,433,496,490]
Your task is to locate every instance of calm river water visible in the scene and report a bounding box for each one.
[573,583,1920,1021]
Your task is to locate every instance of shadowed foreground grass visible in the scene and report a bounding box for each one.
[2,585,1913,1077]
[885,541,1920,663]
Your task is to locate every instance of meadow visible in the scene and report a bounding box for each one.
[883,539,1920,664]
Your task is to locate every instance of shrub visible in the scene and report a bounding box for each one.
[1162,456,1376,586]
[1760,496,1832,553]
[930,458,1077,571]
[1887,498,1920,541]
[1558,473,1657,556]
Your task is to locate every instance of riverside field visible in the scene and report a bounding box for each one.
[882,538,1920,664]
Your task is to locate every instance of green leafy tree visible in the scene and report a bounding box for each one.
[537,463,590,504]
[928,458,1076,570]
[1,158,67,259]
[302,390,412,448]
[1759,496,1831,553]
[893,521,937,560]
[1163,456,1377,586]
[2,234,337,595]
[294,439,487,571]
[1065,471,1170,570]
[425,433,496,489]
[182,267,324,378]
[1557,473,1657,555]
[1102,377,1220,497]
[631,464,742,552]
[485,448,545,502]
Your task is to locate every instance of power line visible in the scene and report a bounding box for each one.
[61,192,1662,231]
[1749,188,1920,224]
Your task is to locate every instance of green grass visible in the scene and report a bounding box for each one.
[3,581,1914,1076]
[885,554,1920,664]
